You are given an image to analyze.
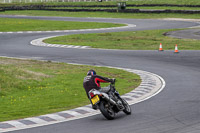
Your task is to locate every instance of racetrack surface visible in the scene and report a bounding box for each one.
[0,15,200,133]
[166,28,200,40]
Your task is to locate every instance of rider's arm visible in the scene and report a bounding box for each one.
[94,75,113,87]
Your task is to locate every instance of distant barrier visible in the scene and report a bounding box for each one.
[1,3,200,14]
[46,9,200,14]
[0,8,5,11]
[1,5,200,14]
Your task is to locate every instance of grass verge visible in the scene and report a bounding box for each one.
[44,29,200,50]
[0,10,200,19]
[0,18,124,32]
[0,57,141,122]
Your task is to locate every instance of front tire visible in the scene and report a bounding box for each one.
[121,98,131,115]
[99,101,115,120]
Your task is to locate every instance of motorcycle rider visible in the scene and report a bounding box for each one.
[83,69,116,109]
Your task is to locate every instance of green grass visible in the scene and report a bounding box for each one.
[0,57,141,122]
[1,10,200,19]
[44,29,200,50]
[0,18,124,32]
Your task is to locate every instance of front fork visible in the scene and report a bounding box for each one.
[110,88,124,110]
[112,88,122,100]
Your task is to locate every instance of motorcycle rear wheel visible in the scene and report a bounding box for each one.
[99,101,115,120]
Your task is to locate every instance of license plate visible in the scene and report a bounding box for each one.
[91,95,100,105]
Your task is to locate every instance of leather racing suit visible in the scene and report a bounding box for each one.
[83,74,113,98]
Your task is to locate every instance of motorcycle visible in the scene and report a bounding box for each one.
[88,80,131,120]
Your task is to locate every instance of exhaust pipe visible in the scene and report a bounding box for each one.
[90,89,117,105]
[101,93,117,105]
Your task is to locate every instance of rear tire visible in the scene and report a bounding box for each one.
[99,101,115,120]
[121,98,131,115]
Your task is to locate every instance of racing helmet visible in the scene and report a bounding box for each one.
[87,70,96,76]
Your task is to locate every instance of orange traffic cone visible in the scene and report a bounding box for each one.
[159,43,163,51]
[174,44,179,53]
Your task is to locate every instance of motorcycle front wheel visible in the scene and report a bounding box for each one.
[121,98,131,115]
[99,101,115,120]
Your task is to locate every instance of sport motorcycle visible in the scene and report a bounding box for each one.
[88,80,131,120]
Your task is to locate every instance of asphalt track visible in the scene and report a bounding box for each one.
[0,15,200,133]
[166,28,200,40]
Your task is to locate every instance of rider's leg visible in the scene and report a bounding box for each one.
[100,86,123,109]
[89,98,98,110]
[99,85,111,93]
